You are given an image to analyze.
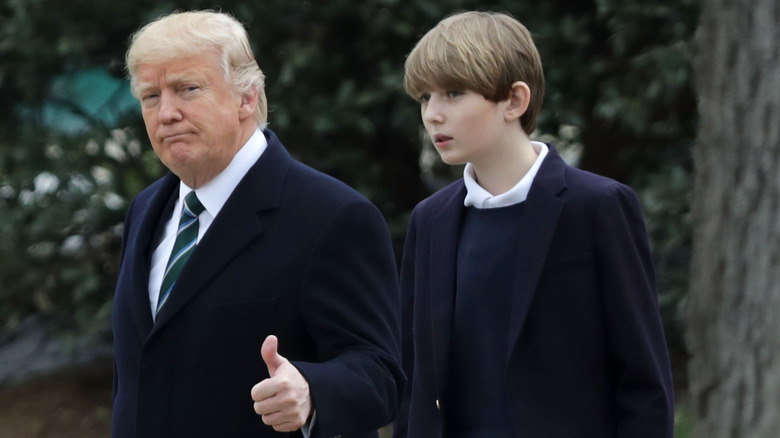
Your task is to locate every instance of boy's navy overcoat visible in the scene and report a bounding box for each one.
[394,146,674,438]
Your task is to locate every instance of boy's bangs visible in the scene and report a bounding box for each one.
[405,42,480,99]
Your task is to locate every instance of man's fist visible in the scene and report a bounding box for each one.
[250,335,312,432]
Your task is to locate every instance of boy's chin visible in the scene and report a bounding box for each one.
[439,156,466,166]
[435,151,464,166]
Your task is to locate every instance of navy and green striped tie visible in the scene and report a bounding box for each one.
[156,191,205,316]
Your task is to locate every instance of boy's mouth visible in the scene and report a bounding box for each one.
[433,134,453,146]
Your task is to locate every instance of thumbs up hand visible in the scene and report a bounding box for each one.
[251,335,312,432]
[261,334,285,376]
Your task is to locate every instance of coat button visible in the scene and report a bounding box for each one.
[435,399,441,410]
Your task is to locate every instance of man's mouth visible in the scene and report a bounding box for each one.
[162,132,193,143]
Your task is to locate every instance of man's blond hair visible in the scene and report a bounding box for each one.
[404,11,545,134]
[126,10,268,127]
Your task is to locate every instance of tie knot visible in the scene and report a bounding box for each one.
[183,191,206,218]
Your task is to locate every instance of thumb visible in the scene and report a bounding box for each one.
[261,334,285,377]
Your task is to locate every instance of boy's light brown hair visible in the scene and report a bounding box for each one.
[404,11,545,134]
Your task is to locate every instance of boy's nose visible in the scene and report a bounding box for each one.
[422,102,443,124]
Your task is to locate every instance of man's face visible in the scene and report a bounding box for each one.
[135,51,254,188]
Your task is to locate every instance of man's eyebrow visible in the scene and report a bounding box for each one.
[135,82,158,97]
[167,71,209,85]
[136,72,209,94]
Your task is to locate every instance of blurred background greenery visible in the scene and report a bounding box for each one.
[0,0,698,434]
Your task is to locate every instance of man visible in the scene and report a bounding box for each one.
[112,10,404,438]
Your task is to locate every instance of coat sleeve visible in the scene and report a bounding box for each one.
[291,197,405,438]
[594,183,675,438]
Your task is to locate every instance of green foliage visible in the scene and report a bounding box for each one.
[635,161,693,390]
[675,398,695,438]
[0,121,161,335]
[0,0,698,391]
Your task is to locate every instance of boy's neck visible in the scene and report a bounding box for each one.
[470,134,538,197]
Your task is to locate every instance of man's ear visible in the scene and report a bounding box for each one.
[238,89,259,120]
[505,81,531,122]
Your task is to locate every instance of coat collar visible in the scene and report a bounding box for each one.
[126,173,179,340]
[428,145,568,390]
[504,147,567,364]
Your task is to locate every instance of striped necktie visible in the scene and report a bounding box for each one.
[156,191,206,316]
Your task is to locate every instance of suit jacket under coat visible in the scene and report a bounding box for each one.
[112,130,404,438]
[394,146,674,438]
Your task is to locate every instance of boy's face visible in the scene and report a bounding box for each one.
[419,89,510,166]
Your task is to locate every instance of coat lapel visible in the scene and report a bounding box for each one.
[505,146,567,362]
[429,183,466,399]
[126,173,180,341]
[150,131,293,335]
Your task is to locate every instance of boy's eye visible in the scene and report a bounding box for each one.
[446,91,463,98]
[419,94,431,103]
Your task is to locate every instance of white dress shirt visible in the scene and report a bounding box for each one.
[463,141,549,209]
[147,129,267,315]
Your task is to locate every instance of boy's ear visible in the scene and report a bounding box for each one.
[505,81,531,122]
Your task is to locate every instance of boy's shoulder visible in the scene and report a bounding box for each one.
[571,162,640,191]
[563,164,629,195]
[413,179,465,216]
[521,145,633,199]
[556,162,644,217]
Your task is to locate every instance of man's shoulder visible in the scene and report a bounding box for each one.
[261,130,374,207]
[138,174,171,196]
[129,173,175,211]
[287,159,369,204]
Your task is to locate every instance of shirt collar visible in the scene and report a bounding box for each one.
[463,141,549,209]
[179,128,267,217]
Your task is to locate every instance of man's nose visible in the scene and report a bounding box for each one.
[157,92,183,124]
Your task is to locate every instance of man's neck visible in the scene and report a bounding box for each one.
[179,121,260,189]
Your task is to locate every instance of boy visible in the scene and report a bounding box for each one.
[394,11,674,438]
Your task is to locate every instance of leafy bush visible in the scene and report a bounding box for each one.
[0,121,161,336]
[0,0,697,390]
